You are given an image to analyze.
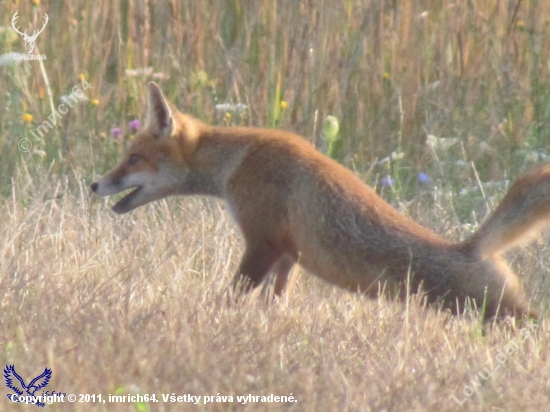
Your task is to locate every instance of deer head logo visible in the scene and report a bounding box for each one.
[11,11,49,54]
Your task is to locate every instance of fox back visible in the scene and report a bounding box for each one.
[92,82,543,320]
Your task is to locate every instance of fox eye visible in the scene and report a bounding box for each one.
[128,154,141,165]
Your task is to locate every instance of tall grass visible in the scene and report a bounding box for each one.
[2,1,550,410]
[2,1,550,188]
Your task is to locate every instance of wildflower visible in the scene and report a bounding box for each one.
[378,151,404,166]
[152,72,170,80]
[192,70,209,87]
[418,172,431,183]
[381,176,395,187]
[382,72,390,80]
[426,134,460,150]
[91,99,100,106]
[110,127,123,139]
[323,115,341,160]
[0,53,23,67]
[235,103,248,113]
[215,103,248,113]
[128,119,141,133]
[377,157,390,166]
[391,151,404,160]
[23,113,33,122]
[323,116,340,142]
[223,112,232,126]
[78,73,86,81]
[125,67,153,77]
[33,148,46,158]
[32,0,40,5]
[516,20,525,28]
[281,100,288,109]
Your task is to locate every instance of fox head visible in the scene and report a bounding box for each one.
[91,82,200,214]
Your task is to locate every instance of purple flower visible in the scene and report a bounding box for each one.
[418,172,431,183]
[129,119,141,133]
[381,176,395,187]
[110,127,123,139]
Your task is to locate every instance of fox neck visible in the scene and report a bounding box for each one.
[177,126,249,198]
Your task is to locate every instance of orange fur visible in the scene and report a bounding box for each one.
[91,82,544,320]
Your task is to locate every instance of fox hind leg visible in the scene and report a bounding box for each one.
[272,254,296,296]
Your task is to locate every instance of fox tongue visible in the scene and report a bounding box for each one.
[112,187,141,214]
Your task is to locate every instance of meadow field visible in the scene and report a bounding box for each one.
[2,1,550,411]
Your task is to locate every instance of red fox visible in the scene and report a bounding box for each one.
[91,82,543,319]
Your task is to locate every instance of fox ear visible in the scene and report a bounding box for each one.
[146,82,173,138]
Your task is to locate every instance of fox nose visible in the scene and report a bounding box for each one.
[91,182,99,192]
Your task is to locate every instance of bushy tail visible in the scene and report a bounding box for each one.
[464,164,550,257]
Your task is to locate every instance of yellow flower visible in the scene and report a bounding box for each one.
[516,20,525,28]
[78,73,86,81]
[33,149,46,158]
[23,113,33,122]
[91,99,100,106]
[382,72,390,80]
[280,100,288,109]
[32,0,40,5]
[225,112,232,119]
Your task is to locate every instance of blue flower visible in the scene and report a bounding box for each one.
[381,176,395,187]
[418,172,431,183]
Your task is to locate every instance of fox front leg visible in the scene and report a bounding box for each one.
[232,242,283,294]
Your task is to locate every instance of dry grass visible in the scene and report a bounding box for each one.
[3,0,550,181]
[0,165,548,412]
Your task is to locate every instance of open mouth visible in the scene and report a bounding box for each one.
[112,186,142,214]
